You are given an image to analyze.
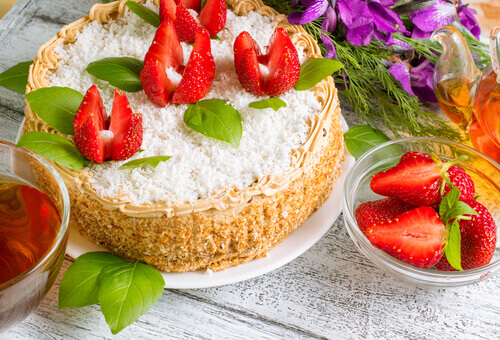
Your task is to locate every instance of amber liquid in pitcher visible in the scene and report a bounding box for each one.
[0,176,61,285]
[435,78,475,132]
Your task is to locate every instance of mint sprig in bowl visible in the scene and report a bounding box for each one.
[342,137,500,287]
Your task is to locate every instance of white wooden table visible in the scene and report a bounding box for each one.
[1,1,499,338]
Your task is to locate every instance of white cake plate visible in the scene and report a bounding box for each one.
[18,116,355,289]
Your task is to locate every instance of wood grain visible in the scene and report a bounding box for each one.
[1,0,499,338]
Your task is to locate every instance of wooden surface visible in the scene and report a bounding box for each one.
[1,1,499,338]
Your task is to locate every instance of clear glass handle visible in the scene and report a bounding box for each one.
[490,26,500,83]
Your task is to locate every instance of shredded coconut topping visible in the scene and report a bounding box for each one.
[48,3,321,204]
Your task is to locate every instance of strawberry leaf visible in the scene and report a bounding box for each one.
[118,156,171,170]
[294,58,343,91]
[0,61,32,94]
[343,125,391,159]
[25,86,84,135]
[17,132,90,169]
[249,98,286,111]
[125,1,160,28]
[86,57,144,92]
[59,252,128,309]
[98,260,165,334]
[184,99,242,148]
[444,220,463,271]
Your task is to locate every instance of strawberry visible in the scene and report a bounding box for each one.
[140,21,214,105]
[365,206,448,268]
[435,200,497,271]
[399,151,475,202]
[233,28,300,97]
[73,86,143,163]
[164,0,226,42]
[355,197,413,233]
[370,152,468,206]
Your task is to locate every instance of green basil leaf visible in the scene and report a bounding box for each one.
[25,86,83,135]
[98,260,165,334]
[249,98,286,111]
[343,125,391,159]
[59,252,128,309]
[294,58,344,91]
[17,132,90,169]
[119,156,171,170]
[0,61,32,94]
[444,220,463,271]
[184,99,242,148]
[125,0,160,28]
[86,57,144,92]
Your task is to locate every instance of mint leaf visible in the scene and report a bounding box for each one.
[249,98,286,111]
[444,220,463,271]
[119,156,171,170]
[98,260,165,334]
[439,187,477,224]
[294,58,343,91]
[59,252,128,309]
[25,87,83,135]
[0,61,32,94]
[125,1,160,28]
[17,132,90,169]
[86,57,144,92]
[343,125,391,159]
[184,99,242,148]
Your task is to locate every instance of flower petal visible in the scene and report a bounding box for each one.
[457,2,481,39]
[368,2,407,34]
[388,62,415,95]
[337,0,373,29]
[409,0,456,32]
[411,26,431,39]
[346,24,375,46]
[288,0,329,25]
[322,6,337,33]
[321,33,338,59]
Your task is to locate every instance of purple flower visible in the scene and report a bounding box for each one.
[337,0,374,46]
[288,0,330,25]
[410,0,456,33]
[457,0,481,39]
[384,33,413,51]
[388,59,437,102]
[411,26,431,39]
[321,7,338,58]
[367,1,407,35]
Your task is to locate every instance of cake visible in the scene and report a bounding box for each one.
[23,0,344,272]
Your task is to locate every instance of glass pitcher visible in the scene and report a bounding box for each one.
[431,26,500,163]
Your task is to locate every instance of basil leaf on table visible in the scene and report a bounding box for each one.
[17,131,90,169]
[249,97,286,111]
[86,57,144,92]
[343,125,391,159]
[184,99,242,148]
[294,58,344,91]
[0,61,32,94]
[124,0,160,28]
[119,156,172,170]
[25,86,83,135]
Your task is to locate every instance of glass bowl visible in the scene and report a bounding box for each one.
[343,137,500,287]
[0,140,70,332]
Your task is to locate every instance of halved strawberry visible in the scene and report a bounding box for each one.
[435,200,497,271]
[140,22,214,105]
[73,87,143,163]
[168,0,226,42]
[172,28,215,103]
[365,206,448,268]
[355,197,413,233]
[234,28,300,97]
[160,0,177,21]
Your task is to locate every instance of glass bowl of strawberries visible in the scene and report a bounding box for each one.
[343,137,500,287]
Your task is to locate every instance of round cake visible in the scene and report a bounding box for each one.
[23,0,344,272]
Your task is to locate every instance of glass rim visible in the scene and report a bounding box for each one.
[0,140,70,291]
[342,137,500,284]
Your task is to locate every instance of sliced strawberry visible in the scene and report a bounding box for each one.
[399,151,475,203]
[355,197,413,233]
[174,2,201,42]
[73,87,142,163]
[180,0,201,11]
[198,0,226,37]
[140,20,184,106]
[109,90,143,161]
[73,85,107,163]
[234,28,300,97]
[172,28,215,103]
[435,200,497,271]
[160,0,177,21]
[366,206,448,268]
